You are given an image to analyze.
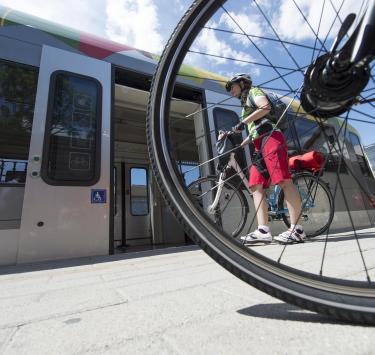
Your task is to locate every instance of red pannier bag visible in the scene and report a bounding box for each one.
[288,151,325,172]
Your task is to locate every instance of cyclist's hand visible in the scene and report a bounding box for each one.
[232,122,245,132]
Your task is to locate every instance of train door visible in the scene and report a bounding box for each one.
[17,46,111,264]
[113,162,125,248]
[124,164,151,246]
[0,59,38,266]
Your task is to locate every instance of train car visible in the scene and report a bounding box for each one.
[0,5,374,266]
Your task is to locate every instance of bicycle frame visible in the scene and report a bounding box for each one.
[208,152,249,213]
[209,152,285,216]
[348,0,375,65]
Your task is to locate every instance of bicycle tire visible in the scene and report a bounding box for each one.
[278,172,335,238]
[187,176,249,238]
[146,0,375,324]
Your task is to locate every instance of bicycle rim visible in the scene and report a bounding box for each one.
[147,0,375,323]
[279,172,335,237]
[188,176,249,237]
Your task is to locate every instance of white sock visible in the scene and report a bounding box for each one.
[258,225,270,233]
[291,224,303,231]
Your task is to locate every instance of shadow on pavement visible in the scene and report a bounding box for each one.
[237,302,359,325]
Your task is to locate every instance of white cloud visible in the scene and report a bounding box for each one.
[219,10,266,47]
[192,26,256,67]
[1,0,165,53]
[0,0,105,38]
[274,0,363,42]
[105,0,163,53]
[183,19,263,78]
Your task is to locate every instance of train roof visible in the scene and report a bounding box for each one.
[0,4,227,92]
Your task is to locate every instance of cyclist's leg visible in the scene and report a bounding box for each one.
[262,132,292,188]
[249,161,270,226]
[250,183,268,226]
[241,167,272,244]
[277,179,306,242]
[261,132,305,242]
[279,179,302,226]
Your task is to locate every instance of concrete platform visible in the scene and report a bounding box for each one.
[0,245,374,354]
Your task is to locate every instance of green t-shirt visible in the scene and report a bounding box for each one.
[241,87,278,139]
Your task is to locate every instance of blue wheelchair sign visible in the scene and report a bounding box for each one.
[91,189,107,204]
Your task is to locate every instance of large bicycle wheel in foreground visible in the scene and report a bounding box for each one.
[147,0,375,323]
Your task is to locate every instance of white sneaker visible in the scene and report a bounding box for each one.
[240,229,272,244]
[274,226,306,244]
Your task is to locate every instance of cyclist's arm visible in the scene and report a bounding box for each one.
[242,95,271,125]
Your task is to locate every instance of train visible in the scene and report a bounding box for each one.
[0,4,374,265]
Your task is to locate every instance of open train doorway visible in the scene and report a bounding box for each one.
[112,74,208,253]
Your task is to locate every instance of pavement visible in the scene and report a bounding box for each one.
[0,245,374,355]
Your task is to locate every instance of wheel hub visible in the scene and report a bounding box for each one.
[300,53,370,118]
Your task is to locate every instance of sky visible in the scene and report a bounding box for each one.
[1,0,374,145]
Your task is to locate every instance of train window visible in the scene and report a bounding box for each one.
[213,107,247,173]
[213,107,240,134]
[365,144,375,171]
[348,132,373,177]
[279,113,298,153]
[130,168,149,216]
[42,71,102,185]
[177,160,200,186]
[0,60,38,184]
[293,117,347,173]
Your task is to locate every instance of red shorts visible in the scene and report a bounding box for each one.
[249,131,291,188]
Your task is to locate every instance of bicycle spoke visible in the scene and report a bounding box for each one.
[318,112,349,277]
[256,64,310,91]
[314,0,345,59]
[276,101,341,262]
[311,0,326,63]
[350,107,375,121]
[203,25,318,50]
[333,152,371,283]
[188,49,299,72]
[172,88,300,159]
[253,0,304,73]
[221,5,296,92]
[291,0,327,52]
[315,107,372,282]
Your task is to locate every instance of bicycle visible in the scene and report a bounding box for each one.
[147,0,375,323]
[187,131,334,239]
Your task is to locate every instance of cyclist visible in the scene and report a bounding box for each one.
[226,73,306,244]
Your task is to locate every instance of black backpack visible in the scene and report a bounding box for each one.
[247,91,287,124]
